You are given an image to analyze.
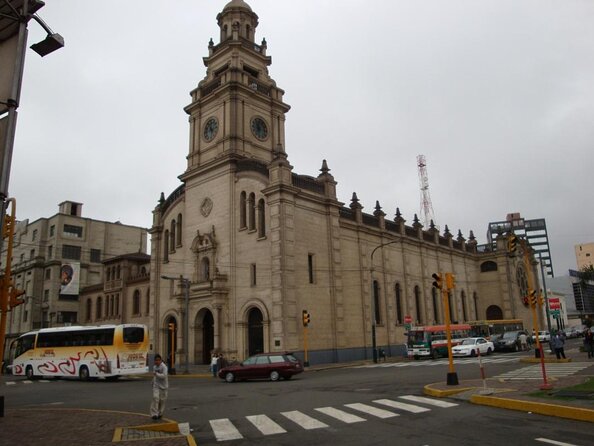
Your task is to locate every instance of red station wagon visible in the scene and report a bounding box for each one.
[218,352,303,383]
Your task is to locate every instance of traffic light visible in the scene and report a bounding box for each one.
[538,291,544,306]
[8,286,25,309]
[445,273,456,290]
[507,234,518,254]
[2,213,15,239]
[168,322,175,331]
[529,289,537,307]
[302,309,311,327]
[432,273,443,290]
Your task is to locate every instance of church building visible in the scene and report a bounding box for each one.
[148,0,541,366]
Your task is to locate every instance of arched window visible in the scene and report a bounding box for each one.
[141,266,147,275]
[432,287,440,323]
[176,213,182,246]
[115,295,119,316]
[473,292,479,320]
[164,230,169,262]
[146,288,150,315]
[461,290,467,322]
[248,193,256,230]
[414,285,423,324]
[201,257,210,281]
[239,191,247,229]
[480,261,498,272]
[170,220,176,252]
[86,299,92,322]
[110,296,115,316]
[133,290,141,315]
[373,280,381,324]
[257,198,266,237]
[96,296,102,319]
[246,24,251,40]
[116,265,121,279]
[447,291,455,322]
[395,283,403,324]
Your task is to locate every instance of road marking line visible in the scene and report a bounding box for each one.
[209,418,243,441]
[22,380,33,384]
[535,438,580,446]
[5,381,16,385]
[246,414,286,435]
[281,410,328,429]
[399,395,458,408]
[315,406,366,423]
[374,399,431,413]
[344,403,398,419]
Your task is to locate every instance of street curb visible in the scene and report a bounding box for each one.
[423,384,474,397]
[469,394,594,423]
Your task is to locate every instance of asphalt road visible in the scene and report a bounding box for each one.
[2,343,593,445]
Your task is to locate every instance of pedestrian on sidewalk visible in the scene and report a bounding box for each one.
[211,352,219,377]
[519,332,528,351]
[150,354,169,420]
[584,328,594,359]
[551,333,566,359]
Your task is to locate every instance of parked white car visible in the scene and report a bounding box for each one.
[532,331,551,342]
[452,337,494,357]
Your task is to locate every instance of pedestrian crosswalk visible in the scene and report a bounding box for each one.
[353,356,520,368]
[493,362,592,380]
[208,395,457,442]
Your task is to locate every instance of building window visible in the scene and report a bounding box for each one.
[250,263,257,286]
[414,285,422,324]
[96,296,103,319]
[48,245,53,259]
[163,230,169,262]
[90,249,101,263]
[480,261,498,273]
[116,265,121,279]
[373,280,381,324]
[30,249,35,259]
[395,283,403,324]
[432,287,440,323]
[257,198,266,237]
[201,257,210,281]
[248,193,256,230]
[23,310,28,322]
[32,229,38,241]
[63,224,83,238]
[146,289,150,315]
[170,220,176,253]
[62,245,81,260]
[86,299,92,321]
[43,289,49,302]
[239,191,247,229]
[133,290,141,315]
[49,225,55,237]
[176,214,183,246]
[20,253,24,263]
[115,294,119,316]
[45,269,51,280]
[308,254,315,284]
[461,291,468,321]
[447,291,454,322]
[106,295,110,318]
[473,292,479,320]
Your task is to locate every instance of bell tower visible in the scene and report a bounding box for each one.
[183,0,291,177]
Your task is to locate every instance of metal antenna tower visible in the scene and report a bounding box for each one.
[417,154,436,228]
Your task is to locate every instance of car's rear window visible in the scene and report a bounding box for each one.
[269,355,286,363]
[286,354,299,363]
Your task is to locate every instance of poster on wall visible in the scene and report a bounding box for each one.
[60,262,80,298]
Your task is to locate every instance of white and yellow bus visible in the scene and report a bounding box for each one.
[8,324,149,380]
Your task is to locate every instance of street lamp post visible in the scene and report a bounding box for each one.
[370,240,400,363]
[538,253,553,335]
[161,275,190,374]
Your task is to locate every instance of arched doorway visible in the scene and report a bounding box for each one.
[486,305,503,320]
[165,316,177,371]
[247,308,264,356]
[202,310,214,364]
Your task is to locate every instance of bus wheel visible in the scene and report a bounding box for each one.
[79,366,90,381]
[431,350,439,360]
[26,366,35,380]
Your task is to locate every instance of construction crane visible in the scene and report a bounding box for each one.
[417,155,436,228]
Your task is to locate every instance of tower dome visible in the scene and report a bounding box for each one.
[223,0,252,12]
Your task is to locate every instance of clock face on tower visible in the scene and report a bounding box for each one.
[203,117,219,142]
[250,117,268,140]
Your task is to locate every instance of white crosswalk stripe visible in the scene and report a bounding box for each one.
[210,418,244,441]
[281,410,328,429]
[398,395,459,408]
[344,403,399,419]
[207,395,455,441]
[493,362,592,380]
[246,414,287,435]
[354,356,519,368]
[314,407,366,423]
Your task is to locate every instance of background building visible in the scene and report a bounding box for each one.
[1,201,148,359]
[487,212,554,277]
[575,242,594,270]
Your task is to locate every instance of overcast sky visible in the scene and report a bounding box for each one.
[9,0,594,277]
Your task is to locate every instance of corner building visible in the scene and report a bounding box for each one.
[150,0,540,365]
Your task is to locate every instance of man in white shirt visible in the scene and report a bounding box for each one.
[150,354,169,420]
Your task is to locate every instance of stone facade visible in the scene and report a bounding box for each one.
[149,0,543,366]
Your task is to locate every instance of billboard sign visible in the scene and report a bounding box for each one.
[60,262,80,298]
[549,298,560,310]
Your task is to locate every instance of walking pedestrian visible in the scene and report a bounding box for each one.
[519,332,528,351]
[551,333,566,359]
[150,354,169,420]
[211,352,219,377]
[584,328,594,359]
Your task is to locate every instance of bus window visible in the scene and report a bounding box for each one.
[15,334,35,357]
[124,327,145,344]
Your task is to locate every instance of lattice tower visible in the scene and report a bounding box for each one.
[417,154,436,228]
